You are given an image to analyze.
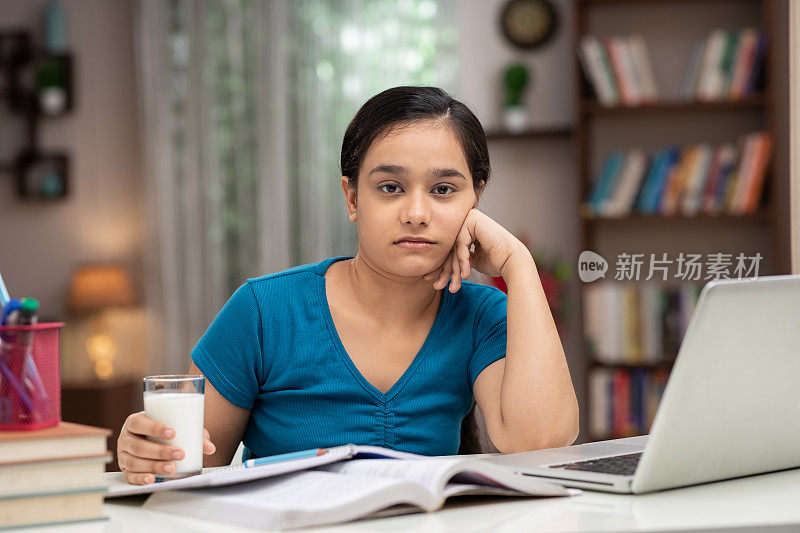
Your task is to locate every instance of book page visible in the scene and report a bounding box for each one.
[316,457,571,499]
[350,445,426,460]
[105,445,355,498]
[143,470,435,530]
[316,457,466,496]
[443,483,533,499]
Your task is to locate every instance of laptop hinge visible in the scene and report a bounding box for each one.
[521,472,616,487]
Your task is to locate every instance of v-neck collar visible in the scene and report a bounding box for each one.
[315,256,450,403]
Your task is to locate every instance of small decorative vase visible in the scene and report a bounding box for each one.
[502,63,531,133]
[502,104,529,133]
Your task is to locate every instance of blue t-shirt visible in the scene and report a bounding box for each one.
[191,256,508,458]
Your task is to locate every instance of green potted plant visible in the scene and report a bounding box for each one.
[502,62,531,133]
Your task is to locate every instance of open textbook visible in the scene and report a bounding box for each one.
[106,444,421,498]
[142,454,579,530]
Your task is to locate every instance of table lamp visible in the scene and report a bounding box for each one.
[68,264,135,380]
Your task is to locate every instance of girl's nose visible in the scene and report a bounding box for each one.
[400,190,431,226]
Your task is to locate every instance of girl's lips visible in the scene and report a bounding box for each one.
[395,241,434,249]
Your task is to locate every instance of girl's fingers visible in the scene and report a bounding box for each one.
[449,249,462,292]
[127,435,183,461]
[434,252,453,290]
[124,471,156,485]
[126,412,174,441]
[457,241,471,280]
[455,223,473,280]
[118,451,175,476]
[204,438,217,455]
[203,427,216,455]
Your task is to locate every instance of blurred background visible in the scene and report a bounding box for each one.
[0,0,795,466]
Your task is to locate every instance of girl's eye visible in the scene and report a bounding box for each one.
[433,185,455,195]
[378,184,456,195]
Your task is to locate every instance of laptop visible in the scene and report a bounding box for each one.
[484,274,800,494]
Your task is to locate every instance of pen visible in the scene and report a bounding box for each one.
[0,358,35,414]
[244,448,328,468]
[0,273,9,310]
[16,299,47,407]
[1,299,20,326]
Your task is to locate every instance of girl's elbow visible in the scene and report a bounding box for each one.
[494,419,579,454]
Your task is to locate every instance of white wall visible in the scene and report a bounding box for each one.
[457,0,575,131]
[0,0,143,318]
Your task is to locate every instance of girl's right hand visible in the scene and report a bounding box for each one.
[117,411,216,485]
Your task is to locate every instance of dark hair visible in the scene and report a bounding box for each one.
[340,86,491,454]
[340,86,490,194]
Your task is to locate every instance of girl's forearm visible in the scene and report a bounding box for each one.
[496,247,579,452]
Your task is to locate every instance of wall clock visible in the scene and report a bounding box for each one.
[500,0,559,50]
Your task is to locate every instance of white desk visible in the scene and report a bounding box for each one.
[22,454,800,532]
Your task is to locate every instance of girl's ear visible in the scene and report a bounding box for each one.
[341,176,357,221]
[473,179,485,208]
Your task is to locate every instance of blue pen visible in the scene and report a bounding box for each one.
[0,273,9,310]
[1,299,20,326]
[244,448,328,468]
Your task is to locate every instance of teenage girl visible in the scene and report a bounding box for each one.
[117,86,579,484]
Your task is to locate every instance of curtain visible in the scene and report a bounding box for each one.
[134,0,459,373]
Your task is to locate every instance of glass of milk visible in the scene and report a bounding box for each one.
[143,375,205,479]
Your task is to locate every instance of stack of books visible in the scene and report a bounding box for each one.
[590,366,669,438]
[0,422,110,528]
[582,131,773,218]
[583,281,701,365]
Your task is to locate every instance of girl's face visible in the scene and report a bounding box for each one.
[342,121,483,279]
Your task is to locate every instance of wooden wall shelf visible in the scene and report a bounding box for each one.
[580,212,773,223]
[485,126,573,141]
[580,96,767,116]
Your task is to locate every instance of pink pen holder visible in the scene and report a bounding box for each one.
[0,322,63,430]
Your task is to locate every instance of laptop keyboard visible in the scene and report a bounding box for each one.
[548,452,642,476]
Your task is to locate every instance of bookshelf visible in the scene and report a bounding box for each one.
[485,126,573,141]
[573,0,788,441]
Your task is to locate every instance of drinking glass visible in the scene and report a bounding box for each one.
[143,375,205,479]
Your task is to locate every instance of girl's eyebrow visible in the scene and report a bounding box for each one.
[368,164,467,181]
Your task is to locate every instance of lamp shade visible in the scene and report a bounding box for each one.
[69,264,136,314]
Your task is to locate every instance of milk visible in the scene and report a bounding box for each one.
[143,392,205,476]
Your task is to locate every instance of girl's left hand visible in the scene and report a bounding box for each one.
[424,208,529,292]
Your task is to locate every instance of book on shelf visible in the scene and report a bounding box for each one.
[579,33,658,107]
[685,28,766,103]
[606,35,643,106]
[590,367,669,439]
[635,146,678,215]
[628,34,659,103]
[602,148,649,218]
[0,421,111,529]
[582,150,624,216]
[579,28,765,107]
[578,35,619,107]
[583,281,701,365]
[731,131,773,215]
[133,446,577,530]
[582,132,772,218]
